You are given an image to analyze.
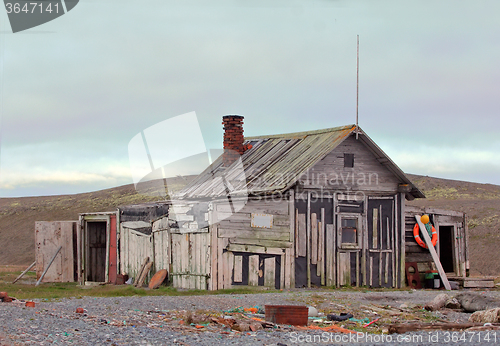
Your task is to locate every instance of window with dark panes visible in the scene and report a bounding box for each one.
[341,218,358,244]
[344,153,354,168]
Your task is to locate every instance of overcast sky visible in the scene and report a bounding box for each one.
[0,0,499,197]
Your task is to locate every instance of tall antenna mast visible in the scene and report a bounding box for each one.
[356,35,359,140]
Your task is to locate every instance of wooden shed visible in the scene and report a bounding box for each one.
[170,117,430,290]
[404,206,469,280]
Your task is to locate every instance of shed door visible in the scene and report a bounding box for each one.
[86,221,107,282]
[366,198,395,288]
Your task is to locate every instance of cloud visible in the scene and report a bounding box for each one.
[1,0,500,196]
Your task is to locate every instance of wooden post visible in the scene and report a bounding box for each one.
[415,215,451,290]
[399,193,405,288]
[12,261,36,284]
[36,246,62,286]
[319,208,325,285]
[306,192,311,288]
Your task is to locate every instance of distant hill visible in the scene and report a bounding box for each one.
[1,174,498,276]
[0,177,194,266]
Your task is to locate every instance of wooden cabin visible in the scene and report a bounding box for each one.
[35,116,470,289]
[169,116,427,289]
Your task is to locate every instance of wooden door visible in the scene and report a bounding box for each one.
[336,213,363,286]
[86,221,107,282]
[366,197,395,288]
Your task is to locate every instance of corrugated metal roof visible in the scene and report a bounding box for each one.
[176,125,424,199]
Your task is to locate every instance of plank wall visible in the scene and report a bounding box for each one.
[211,197,293,290]
[298,135,401,193]
[35,221,77,283]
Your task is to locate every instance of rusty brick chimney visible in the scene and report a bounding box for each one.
[222,115,245,167]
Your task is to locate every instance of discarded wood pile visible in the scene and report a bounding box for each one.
[389,322,500,334]
[388,292,500,333]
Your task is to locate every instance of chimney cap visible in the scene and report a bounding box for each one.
[223,115,244,120]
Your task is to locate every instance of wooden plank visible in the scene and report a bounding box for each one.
[248,255,259,286]
[284,248,291,288]
[228,238,292,248]
[225,249,233,288]
[415,215,451,290]
[362,196,367,286]
[134,257,150,286]
[182,234,189,289]
[326,224,334,286]
[385,252,389,285]
[217,237,225,289]
[307,192,311,288]
[311,213,318,265]
[218,228,290,241]
[338,252,350,286]
[12,261,36,284]
[210,222,218,290]
[399,193,405,288]
[216,200,289,215]
[193,234,199,289]
[295,208,299,258]
[372,208,378,249]
[264,257,275,287]
[234,255,243,283]
[288,190,294,288]
[280,254,285,290]
[136,261,153,288]
[369,255,373,287]
[379,252,382,287]
[171,235,178,287]
[226,244,284,255]
[379,206,383,249]
[77,220,83,284]
[201,233,208,289]
[297,214,306,257]
[316,221,322,277]
[392,200,396,287]
[464,213,470,272]
[320,209,325,285]
[463,280,495,288]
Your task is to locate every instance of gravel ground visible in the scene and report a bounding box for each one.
[1,289,499,345]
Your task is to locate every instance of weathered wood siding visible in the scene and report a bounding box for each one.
[152,216,170,273]
[298,135,401,193]
[119,225,154,283]
[211,198,292,290]
[170,230,210,290]
[35,221,77,283]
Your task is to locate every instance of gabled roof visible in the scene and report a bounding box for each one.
[177,125,424,200]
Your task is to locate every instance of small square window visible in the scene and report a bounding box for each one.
[344,153,354,168]
[341,218,358,244]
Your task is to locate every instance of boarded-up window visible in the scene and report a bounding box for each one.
[344,153,354,168]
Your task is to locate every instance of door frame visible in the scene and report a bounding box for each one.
[78,213,114,285]
[435,222,458,276]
